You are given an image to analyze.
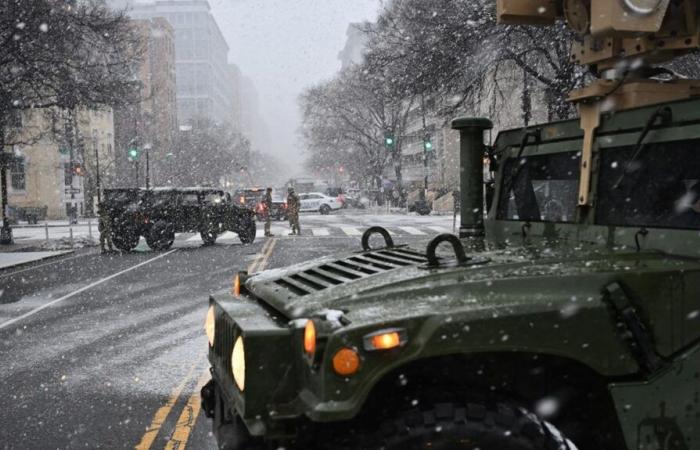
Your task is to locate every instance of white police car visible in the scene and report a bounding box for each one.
[298,192,343,215]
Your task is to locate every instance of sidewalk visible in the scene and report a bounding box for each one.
[0,250,74,270]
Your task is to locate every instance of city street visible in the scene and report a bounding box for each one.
[0,211,455,449]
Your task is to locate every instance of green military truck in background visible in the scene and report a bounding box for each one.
[200,1,700,449]
[103,187,256,251]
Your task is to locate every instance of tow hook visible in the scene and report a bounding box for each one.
[201,379,216,419]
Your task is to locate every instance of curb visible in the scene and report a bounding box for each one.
[0,250,76,273]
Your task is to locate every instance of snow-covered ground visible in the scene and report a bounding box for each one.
[0,250,73,270]
[7,212,460,244]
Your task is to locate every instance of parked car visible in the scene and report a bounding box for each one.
[255,194,288,221]
[233,187,265,209]
[298,192,343,215]
[6,205,48,224]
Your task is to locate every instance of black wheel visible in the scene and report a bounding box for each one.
[146,221,175,251]
[353,401,574,450]
[319,204,331,215]
[111,228,139,252]
[200,229,218,246]
[238,219,256,244]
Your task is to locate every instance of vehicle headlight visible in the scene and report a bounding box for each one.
[205,305,215,347]
[232,336,246,391]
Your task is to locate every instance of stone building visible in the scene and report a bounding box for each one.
[7,108,116,219]
[113,17,178,188]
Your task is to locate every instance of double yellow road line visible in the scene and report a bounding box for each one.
[135,238,277,450]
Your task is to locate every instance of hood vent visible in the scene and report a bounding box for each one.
[268,247,429,298]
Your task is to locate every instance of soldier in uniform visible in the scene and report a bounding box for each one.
[263,187,274,237]
[97,202,114,253]
[287,187,301,235]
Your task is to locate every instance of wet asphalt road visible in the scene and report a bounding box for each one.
[0,213,441,449]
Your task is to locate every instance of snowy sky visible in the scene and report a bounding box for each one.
[208,0,380,175]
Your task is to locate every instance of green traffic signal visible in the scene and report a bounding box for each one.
[424,139,433,151]
[128,148,140,160]
[384,132,395,150]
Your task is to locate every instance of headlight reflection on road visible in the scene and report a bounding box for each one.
[232,336,246,391]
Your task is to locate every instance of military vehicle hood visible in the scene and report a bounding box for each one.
[245,242,699,324]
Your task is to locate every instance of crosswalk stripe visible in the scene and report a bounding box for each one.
[219,231,238,240]
[398,226,426,235]
[185,234,202,243]
[312,227,330,236]
[341,227,362,236]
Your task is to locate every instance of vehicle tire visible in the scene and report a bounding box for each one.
[112,228,139,252]
[238,219,256,244]
[353,401,574,450]
[146,221,175,251]
[319,204,331,215]
[212,382,266,450]
[200,229,218,246]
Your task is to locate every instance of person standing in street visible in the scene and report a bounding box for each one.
[263,187,274,237]
[287,187,301,235]
[97,202,114,254]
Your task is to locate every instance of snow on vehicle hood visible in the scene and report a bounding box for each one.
[245,240,699,324]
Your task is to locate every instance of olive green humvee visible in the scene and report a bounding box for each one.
[201,0,700,448]
[200,97,700,450]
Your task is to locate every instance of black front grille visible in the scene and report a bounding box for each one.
[267,248,429,298]
[212,307,236,388]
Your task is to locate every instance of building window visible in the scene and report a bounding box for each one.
[10,156,26,190]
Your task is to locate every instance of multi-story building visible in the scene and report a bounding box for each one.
[7,108,116,219]
[338,23,369,70]
[113,17,177,187]
[126,0,237,127]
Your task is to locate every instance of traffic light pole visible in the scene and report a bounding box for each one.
[145,144,150,190]
[93,131,101,206]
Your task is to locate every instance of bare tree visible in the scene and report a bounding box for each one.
[300,66,416,190]
[0,0,142,242]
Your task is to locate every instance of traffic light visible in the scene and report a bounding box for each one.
[423,136,433,152]
[384,132,395,151]
[128,147,140,161]
[72,163,84,176]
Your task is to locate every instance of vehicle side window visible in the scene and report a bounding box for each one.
[497,151,581,223]
[597,140,700,229]
[181,193,199,205]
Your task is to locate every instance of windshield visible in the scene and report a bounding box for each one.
[597,140,700,230]
[497,151,581,223]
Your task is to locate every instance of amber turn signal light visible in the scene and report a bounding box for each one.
[363,328,407,351]
[304,320,316,356]
[371,332,401,350]
[232,274,241,297]
[332,348,360,376]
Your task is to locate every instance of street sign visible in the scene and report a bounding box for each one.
[65,188,81,194]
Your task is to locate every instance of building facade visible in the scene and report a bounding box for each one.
[113,17,178,188]
[127,0,237,127]
[8,108,116,220]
